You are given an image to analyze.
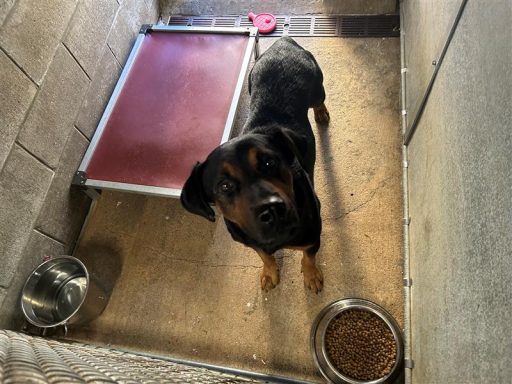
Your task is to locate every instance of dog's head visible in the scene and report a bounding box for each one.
[181,127,307,248]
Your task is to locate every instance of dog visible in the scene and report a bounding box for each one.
[181,37,329,293]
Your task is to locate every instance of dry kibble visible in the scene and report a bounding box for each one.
[325,309,397,381]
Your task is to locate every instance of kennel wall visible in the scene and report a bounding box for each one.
[401,0,512,383]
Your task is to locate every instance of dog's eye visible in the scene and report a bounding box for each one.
[219,180,235,193]
[260,156,278,170]
[264,159,276,168]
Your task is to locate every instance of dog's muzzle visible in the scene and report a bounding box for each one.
[253,196,298,240]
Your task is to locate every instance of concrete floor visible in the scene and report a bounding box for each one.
[68,37,402,382]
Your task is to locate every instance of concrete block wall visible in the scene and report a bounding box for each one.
[161,0,397,16]
[0,0,160,329]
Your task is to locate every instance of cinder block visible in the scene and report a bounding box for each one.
[63,0,119,78]
[0,146,54,288]
[76,47,122,139]
[0,229,66,329]
[0,50,37,171]
[35,128,91,246]
[17,45,89,169]
[107,0,151,66]
[0,0,78,84]
[144,0,160,21]
[0,0,15,27]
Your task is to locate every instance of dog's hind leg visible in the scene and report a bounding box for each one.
[301,242,324,293]
[256,249,280,291]
[311,83,330,125]
[313,103,330,125]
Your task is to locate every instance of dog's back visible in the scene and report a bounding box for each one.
[244,37,326,133]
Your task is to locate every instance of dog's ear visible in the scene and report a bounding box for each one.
[180,162,216,222]
[270,128,308,165]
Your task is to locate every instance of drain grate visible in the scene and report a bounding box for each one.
[339,15,400,37]
[167,15,400,37]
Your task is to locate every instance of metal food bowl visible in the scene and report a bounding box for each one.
[311,298,404,384]
[21,256,108,328]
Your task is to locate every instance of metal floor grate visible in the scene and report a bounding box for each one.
[167,15,400,37]
[0,330,261,383]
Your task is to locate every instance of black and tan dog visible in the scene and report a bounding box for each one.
[181,37,329,293]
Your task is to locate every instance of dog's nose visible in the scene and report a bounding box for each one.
[257,200,286,227]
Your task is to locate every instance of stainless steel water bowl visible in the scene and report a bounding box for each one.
[21,256,107,328]
[311,299,404,384]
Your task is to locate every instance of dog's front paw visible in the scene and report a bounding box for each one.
[260,265,280,291]
[314,104,330,126]
[301,264,324,294]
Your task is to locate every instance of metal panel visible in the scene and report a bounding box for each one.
[151,24,258,35]
[403,0,468,144]
[405,0,512,382]
[401,0,462,140]
[84,179,182,198]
